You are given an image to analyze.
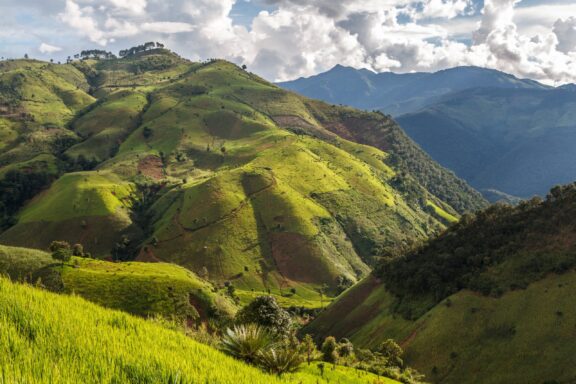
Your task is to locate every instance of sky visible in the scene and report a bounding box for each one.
[0,0,575,85]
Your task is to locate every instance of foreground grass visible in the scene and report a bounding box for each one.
[0,278,394,383]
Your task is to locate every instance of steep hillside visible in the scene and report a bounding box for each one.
[397,87,576,198]
[0,244,235,322]
[0,277,394,383]
[279,65,547,116]
[0,49,484,299]
[304,183,576,383]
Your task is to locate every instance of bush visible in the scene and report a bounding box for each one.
[235,296,292,337]
[49,241,72,266]
[258,347,302,376]
[321,336,338,363]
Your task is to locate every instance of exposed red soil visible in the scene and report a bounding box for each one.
[137,155,164,180]
[135,246,161,263]
[268,232,325,283]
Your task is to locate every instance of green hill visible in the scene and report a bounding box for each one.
[304,183,576,383]
[0,48,485,303]
[0,244,235,322]
[0,277,396,383]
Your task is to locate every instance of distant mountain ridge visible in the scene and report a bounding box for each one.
[279,65,550,116]
[279,66,576,200]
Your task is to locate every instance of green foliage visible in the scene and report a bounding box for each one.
[258,347,303,376]
[49,240,72,265]
[72,243,84,256]
[321,336,339,363]
[0,169,52,229]
[337,338,354,358]
[378,339,404,368]
[300,334,319,365]
[236,296,293,336]
[220,323,276,364]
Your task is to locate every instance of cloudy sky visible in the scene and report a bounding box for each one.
[1,0,575,85]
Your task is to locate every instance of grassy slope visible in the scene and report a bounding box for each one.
[307,273,576,384]
[0,244,235,321]
[0,171,137,256]
[0,51,481,304]
[0,60,93,173]
[305,187,576,383]
[0,277,396,383]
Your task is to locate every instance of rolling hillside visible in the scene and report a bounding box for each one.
[304,183,576,383]
[0,277,395,383]
[0,48,485,300]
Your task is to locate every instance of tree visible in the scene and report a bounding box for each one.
[142,126,153,139]
[337,338,354,358]
[24,53,29,59]
[50,241,72,266]
[379,339,403,367]
[321,336,338,363]
[235,296,293,337]
[300,334,318,365]
[220,324,276,364]
[72,243,84,257]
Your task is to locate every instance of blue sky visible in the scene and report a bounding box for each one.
[0,0,574,84]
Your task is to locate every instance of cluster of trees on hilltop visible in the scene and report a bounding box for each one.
[376,183,576,319]
[73,50,116,60]
[119,42,165,58]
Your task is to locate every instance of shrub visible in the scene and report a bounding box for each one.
[258,347,302,376]
[235,296,292,337]
[321,336,338,363]
[49,241,72,266]
[220,324,276,364]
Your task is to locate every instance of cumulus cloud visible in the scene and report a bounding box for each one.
[554,17,576,53]
[5,0,576,85]
[38,43,62,54]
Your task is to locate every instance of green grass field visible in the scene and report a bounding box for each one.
[0,277,397,383]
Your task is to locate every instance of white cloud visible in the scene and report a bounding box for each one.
[5,0,576,85]
[553,17,576,53]
[141,22,194,34]
[58,0,108,45]
[38,43,62,54]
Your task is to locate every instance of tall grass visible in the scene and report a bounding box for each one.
[0,278,394,383]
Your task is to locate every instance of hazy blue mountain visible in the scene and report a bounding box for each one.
[397,86,576,198]
[279,65,549,116]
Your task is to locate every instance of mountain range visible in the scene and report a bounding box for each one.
[280,66,576,200]
[0,48,485,304]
